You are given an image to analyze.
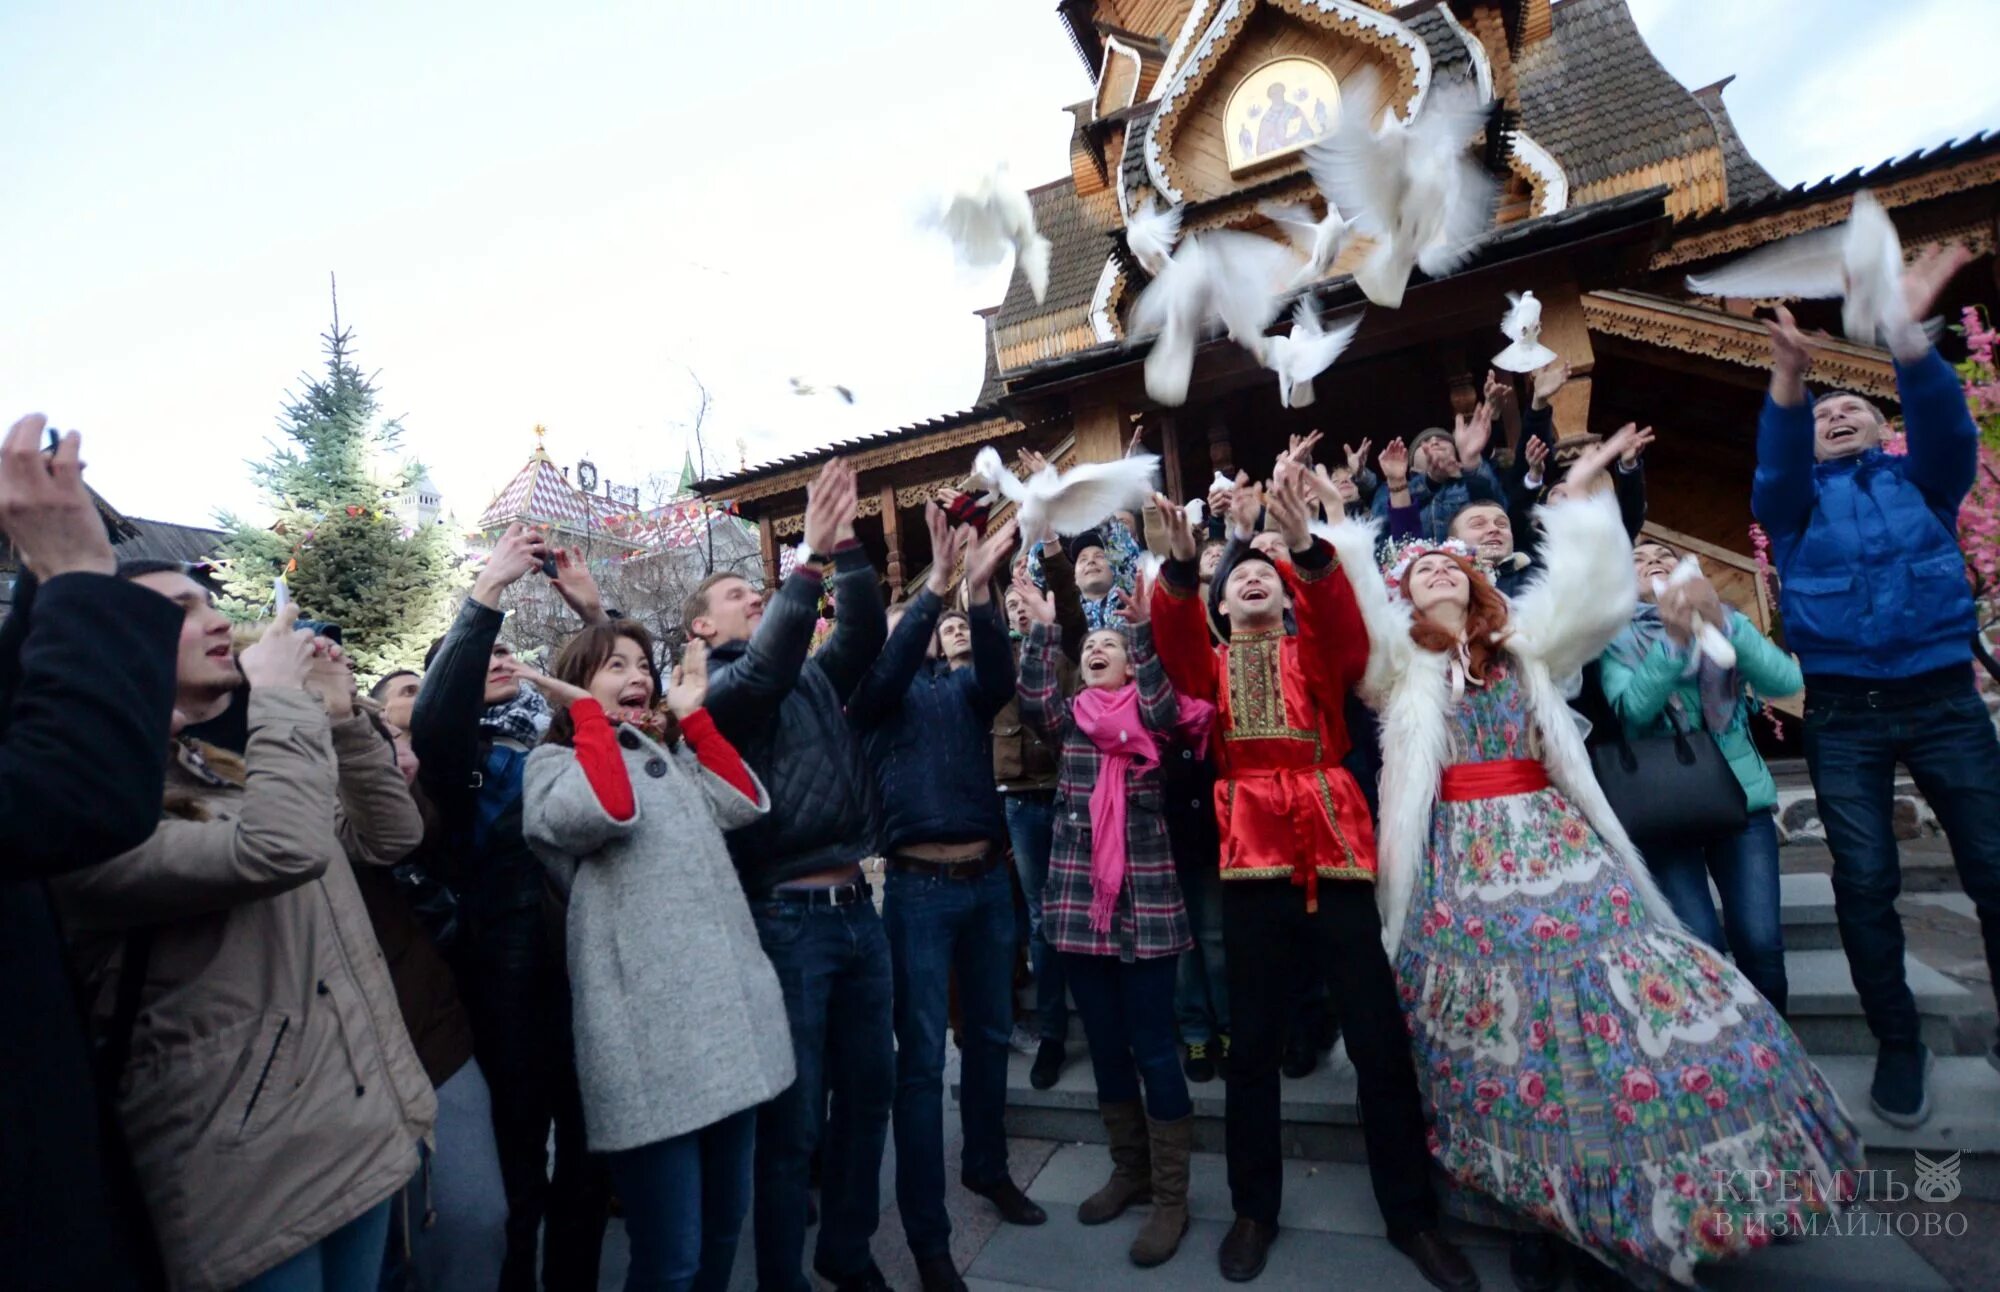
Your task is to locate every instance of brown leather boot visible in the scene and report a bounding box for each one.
[1078,1101,1151,1224]
[1129,1115,1193,1267]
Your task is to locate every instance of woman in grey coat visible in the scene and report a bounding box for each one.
[521,620,792,1292]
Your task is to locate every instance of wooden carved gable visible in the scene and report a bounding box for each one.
[1140,0,1431,207]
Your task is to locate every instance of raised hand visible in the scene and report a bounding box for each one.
[1765,305,1814,405]
[1483,368,1515,412]
[238,603,322,693]
[923,500,955,595]
[550,547,609,625]
[1207,473,1234,519]
[1343,437,1373,478]
[666,638,710,718]
[1267,460,1312,552]
[1116,572,1152,626]
[1283,430,1323,467]
[303,637,358,719]
[965,517,1019,601]
[1124,425,1149,458]
[1017,447,1051,477]
[803,458,857,555]
[0,415,117,580]
[472,522,550,607]
[1453,401,1494,466]
[1379,437,1411,489]
[498,657,590,709]
[1019,580,1058,626]
[1620,425,1657,468]
[1531,357,1570,410]
[1524,433,1550,478]
[1151,492,1197,561]
[1563,423,1641,498]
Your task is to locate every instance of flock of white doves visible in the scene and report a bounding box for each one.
[932,67,1919,420]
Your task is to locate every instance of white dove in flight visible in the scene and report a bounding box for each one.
[1128,230,1301,406]
[1263,295,1364,409]
[1305,69,1494,309]
[967,446,1158,548]
[1490,291,1559,373]
[1683,189,1916,347]
[936,165,1052,304]
[1125,194,1185,277]
[1259,199,1352,289]
[789,377,857,404]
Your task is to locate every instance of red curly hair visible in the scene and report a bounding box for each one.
[1406,551,1514,684]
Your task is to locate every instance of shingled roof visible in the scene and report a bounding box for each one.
[1514,0,1718,189]
[1403,3,1475,83]
[992,178,1114,331]
[1692,77,1780,204]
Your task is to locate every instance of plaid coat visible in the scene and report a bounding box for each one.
[1018,620,1191,962]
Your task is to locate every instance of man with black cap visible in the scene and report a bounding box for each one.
[1059,527,1128,629]
[1150,463,1474,1291]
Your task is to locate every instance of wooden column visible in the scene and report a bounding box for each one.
[1157,414,1184,503]
[880,484,905,592]
[1535,280,1597,439]
[757,515,780,590]
[1071,394,1126,463]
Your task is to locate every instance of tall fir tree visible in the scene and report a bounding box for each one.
[218,291,461,679]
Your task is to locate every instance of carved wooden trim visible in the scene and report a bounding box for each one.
[1583,289,1898,399]
[725,416,1027,504]
[1654,152,2000,269]
[1145,0,1429,203]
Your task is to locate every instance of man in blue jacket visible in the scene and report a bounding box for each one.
[1371,405,1505,542]
[849,509,1038,1292]
[1753,243,2000,1128]
[690,457,894,1292]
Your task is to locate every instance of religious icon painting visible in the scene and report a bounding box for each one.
[1224,57,1341,175]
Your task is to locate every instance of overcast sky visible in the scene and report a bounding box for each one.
[4,0,1998,528]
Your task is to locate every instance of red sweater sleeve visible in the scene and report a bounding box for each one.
[679,707,757,802]
[570,697,636,822]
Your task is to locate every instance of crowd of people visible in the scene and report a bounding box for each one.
[6,243,2000,1292]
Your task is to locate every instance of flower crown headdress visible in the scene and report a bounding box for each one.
[1378,536,1497,600]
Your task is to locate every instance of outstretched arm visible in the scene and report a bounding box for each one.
[1750,306,1819,537]
[1147,492,1219,702]
[847,586,944,728]
[1016,620,1072,741]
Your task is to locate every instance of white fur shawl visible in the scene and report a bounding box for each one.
[1319,491,1685,953]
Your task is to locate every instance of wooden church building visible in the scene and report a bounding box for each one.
[697,0,2000,624]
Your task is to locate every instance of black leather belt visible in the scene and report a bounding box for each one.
[885,849,1001,881]
[765,879,872,907]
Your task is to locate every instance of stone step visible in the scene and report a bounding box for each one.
[1785,949,1979,1056]
[969,1147,1955,1291]
[998,1045,2000,1164]
[1779,871,1843,949]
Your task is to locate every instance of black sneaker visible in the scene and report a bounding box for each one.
[1869,1043,1933,1129]
[814,1260,891,1292]
[914,1253,968,1292]
[1184,1039,1217,1083]
[1030,1038,1066,1091]
[1281,1028,1318,1080]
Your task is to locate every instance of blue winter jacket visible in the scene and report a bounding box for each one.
[850,589,1016,852]
[1752,348,1979,679]
[1371,459,1504,541]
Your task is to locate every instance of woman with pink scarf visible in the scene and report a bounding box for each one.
[1018,576,1214,1271]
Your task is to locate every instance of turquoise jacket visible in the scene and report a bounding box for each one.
[1598,610,1803,812]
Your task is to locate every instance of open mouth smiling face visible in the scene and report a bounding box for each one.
[1080,630,1130,688]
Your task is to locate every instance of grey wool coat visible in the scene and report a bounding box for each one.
[523,721,794,1152]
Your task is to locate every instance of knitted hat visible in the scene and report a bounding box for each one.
[1409,427,1454,459]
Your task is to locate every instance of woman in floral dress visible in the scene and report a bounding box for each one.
[1321,438,1864,1291]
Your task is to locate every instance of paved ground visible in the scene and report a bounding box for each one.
[584,848,1996,1290]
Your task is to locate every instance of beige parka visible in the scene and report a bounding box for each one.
[54,688,436,1292]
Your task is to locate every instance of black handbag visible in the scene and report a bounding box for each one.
[1588,704,1748,848]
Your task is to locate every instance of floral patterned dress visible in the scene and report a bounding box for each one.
[1394,664,1864,1287]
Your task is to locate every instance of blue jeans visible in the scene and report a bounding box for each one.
[749,895,895,1292]
[884,861,1016,1259]
[1005,794,1067,1042]
[1805,679,2000,1047]
[1059,953,1193,1121]
[1172,841,1228,1045]
[1645,811,1788,1014]
[382,1061,507,1292]
[243,1198,395,1292]
[603,1107,756,1292]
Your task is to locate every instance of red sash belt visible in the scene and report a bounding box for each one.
[1439,758,1549,802]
